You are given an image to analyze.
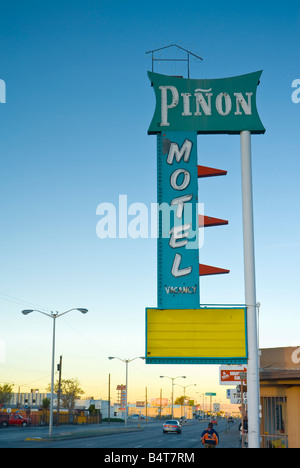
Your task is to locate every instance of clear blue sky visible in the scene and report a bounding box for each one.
[0,0,299,404]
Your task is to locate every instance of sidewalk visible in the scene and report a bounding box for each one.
[217,425,240,448]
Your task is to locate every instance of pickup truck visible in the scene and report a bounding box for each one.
[0,412,31,427]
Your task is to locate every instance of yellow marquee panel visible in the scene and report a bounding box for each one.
[146,308,247,364]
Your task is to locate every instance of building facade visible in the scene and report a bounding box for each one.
[260,347,300,449]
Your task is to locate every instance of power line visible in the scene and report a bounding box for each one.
[0,290,52,312]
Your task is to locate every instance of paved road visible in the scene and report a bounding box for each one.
[0,419,241,449]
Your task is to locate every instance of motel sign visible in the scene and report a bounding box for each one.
[144,56,265,448]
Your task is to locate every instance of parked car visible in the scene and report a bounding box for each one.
[163,420,182,434]
[8,413,31,427]
[0,413,9,428]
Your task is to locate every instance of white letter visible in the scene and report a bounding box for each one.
[216,92,232,116]
[0,79,6,104]
[181,93,192,116]
[128,202,148,239]
[234,92,253,115]
[194,90,212,115]
[96,203,116,239]
[292,347,300,364]
[171,253,192,278]
[118,195,128,239]
[169,224,191,248]
[171,194,193,218]
[159,86,179,126]
[292,79,300,104]
[156,202,177,238]
[170,169,191,191]
[150,203,158,239]
[167,139,192,165]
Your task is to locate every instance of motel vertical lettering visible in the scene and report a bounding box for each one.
[168,138,193,277]
[157,132,200,309]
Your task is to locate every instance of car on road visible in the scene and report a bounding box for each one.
[210,419,218,426]
[162,420,182,434]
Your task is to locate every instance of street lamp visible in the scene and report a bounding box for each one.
[21,307,88,438]
[197,393,206,419]
[175,383,196,419]
[108,356,145,427]
[160,375,186,419]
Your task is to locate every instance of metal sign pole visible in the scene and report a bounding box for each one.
[240,130,260,448]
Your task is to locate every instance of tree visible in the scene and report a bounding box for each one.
[174,396,194,406]
[174,396,185,405]
[42,397,50,410]
[48,378,84,413]
[88,404,100,416]
[0,383,13,407]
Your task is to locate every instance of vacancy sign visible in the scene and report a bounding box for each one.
[219,365,247,385]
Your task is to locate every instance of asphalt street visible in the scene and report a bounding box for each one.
[0,419,241,449]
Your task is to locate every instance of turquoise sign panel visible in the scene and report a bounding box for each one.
[148,71,265,135]
[157,131,200,309]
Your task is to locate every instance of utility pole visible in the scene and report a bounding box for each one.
[108,373,111,424]
[160,388,162,420]
[145,387,148,422]
[56,355,62,426]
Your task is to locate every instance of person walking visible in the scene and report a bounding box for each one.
[239,416,248,447]
[201,422,219,448]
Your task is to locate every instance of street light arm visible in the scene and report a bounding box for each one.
[128,356,145,363]
[108,356,125,363]
[174,383,196,389]
[21,309,53,318]
[56,308,88,318]
[108,356,145,363]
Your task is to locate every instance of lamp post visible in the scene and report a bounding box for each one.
[22,307,88,438]
[240,130,260,448]
[160,375,186,419]
[108,356,145,427]
[197,393,206,419]
[175,383,196,419]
